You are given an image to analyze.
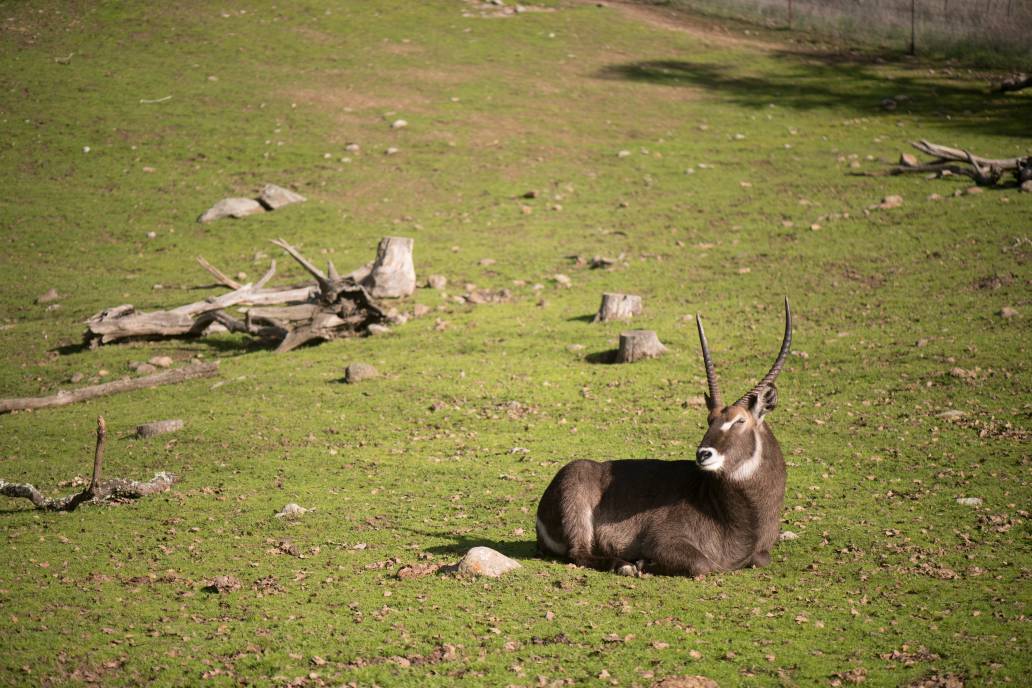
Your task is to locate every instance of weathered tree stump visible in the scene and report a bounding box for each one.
[363,236,415,298]
[593,293,643,323]
[616,330,667,363]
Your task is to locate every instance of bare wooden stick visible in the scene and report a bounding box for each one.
[885,140,1030,187]
[910,140,1020,170]
[0,361,219,414]
[0,416,178,511]
[196,256,242,289]
[271,238,331,293]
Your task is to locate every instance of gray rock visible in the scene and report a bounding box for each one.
[779,530,799,541]
[345,363,378,383]
[455,546,521,578]
[35,288,60,304]
[136,419,184,438]
[999,306,1019,319]
[198,197,265,223]
[258,184,306,210]
[956,497,983,507]
[133,362,158,375]
[275,503,310,519]
[366,324,391,336]
[149,355,174,368]
[427,274,448,290]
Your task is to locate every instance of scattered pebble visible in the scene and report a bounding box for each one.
[345,363,379,383]
[779,531,799,541]
[385,146,399,155]
[258,184,306,210]
[35,288,60,304]
[206,575,241,593]
[956,497,983,507]
[553,273,572,288]
[427,274,447,290]
[999,306,1018,319]
[391,119,408,129]
[877,194,903,209]
[366,323,391,336]
[937,410,966,421]
[454,546,521,578]
[275,503,311,519]
[149,355,174,368]
[198,197,264,223]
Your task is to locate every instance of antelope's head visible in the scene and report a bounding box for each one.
[694,299,792,480]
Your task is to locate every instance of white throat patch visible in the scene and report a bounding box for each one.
[730,431,763,482]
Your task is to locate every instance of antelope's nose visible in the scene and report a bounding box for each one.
[696,448,714,463]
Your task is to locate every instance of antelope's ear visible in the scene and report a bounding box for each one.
[747,384,778,421]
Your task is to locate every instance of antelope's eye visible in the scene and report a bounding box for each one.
[734,418,746,427]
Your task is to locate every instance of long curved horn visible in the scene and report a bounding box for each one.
[735,297,792,407]
[696,314,722,409]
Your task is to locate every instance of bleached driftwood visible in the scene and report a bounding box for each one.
[887,140,1032,187]
[0,417,178,511]
[0,361,219,414]
[84,238,413,352]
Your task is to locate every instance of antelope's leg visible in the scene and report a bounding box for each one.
[642,542,719,577]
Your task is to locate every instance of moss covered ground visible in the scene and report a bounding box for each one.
[0,1,1029,685]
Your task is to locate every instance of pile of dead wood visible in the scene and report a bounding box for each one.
[888,140,1032,191]
[84,237,416,353]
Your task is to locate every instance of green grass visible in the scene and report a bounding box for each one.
[0,1,1029,685]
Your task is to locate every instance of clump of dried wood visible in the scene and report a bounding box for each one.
[0,417,177,511]
[888,140,1032,189]
[85,237,415,353]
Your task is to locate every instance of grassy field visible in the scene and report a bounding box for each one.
[0,0,1029,685]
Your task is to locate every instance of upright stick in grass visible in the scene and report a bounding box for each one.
[0,417,178,511]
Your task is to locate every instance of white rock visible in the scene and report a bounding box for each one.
[198,197,265,223]
[149,355,174,368]
[956,497,982,507]
[275,503,310,519]
[456,546,521,578]
[937,409,966,421]
[258,184,306,210]
[391,119,408,129]
[779,530,799,541]
[427,274,448,290]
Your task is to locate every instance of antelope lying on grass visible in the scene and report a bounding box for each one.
[536,299,792,577]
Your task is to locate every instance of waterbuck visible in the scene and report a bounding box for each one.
[535,299,792,577]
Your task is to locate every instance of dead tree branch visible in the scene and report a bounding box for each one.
[0,361,220,414]
[84,239,405,352]
[993,74,1031,94]
[886,140,1031,188]
[0,417,178,511]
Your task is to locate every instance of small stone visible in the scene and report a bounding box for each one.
[149,355,173,368]
[965,186,984,195]
[617,149,631,158]
[779,531,799,541]
[412,303,431,318]
[553,273,572,288]
[899,153,919,167]
[1020,180,1032,193]
[999,306,1019,319]
[134,363,157,375]
[927,193,943,201]
[391,119,408,129]
[956,497,982,507]
[345,363,378,383]
[454,546,521,578]
[522,190,539,199]
[198,198,265,223]
[35,288,60,304]
[258,184,306,210]
[937,410,966,421]
[878,194,903,209]
[366,323,391,336]
[69,372,85,384]
[881,98,897,110]
[275,503,310,519]
[651,676,719,688]
[916,338,929,348]
[345,143,361,153]
[135,419,184,438]
[97,369,110,377]
[427,274,447,290]
[146,231,157,239]
[385,146,399,155]
[478,258,496,266]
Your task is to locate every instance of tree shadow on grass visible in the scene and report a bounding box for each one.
[597,51,1031,139]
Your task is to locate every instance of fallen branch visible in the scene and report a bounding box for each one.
[84,238,408,352]
[0,417,178,511]
[0,361,219,414]
[887,140,1031,188]
[993,74,1031,94]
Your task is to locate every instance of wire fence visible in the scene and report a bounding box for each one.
[653,0,1032,61]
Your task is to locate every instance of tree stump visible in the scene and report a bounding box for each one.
[363,237,415,298]
[616,330,667,363]
[593,293,643,323]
